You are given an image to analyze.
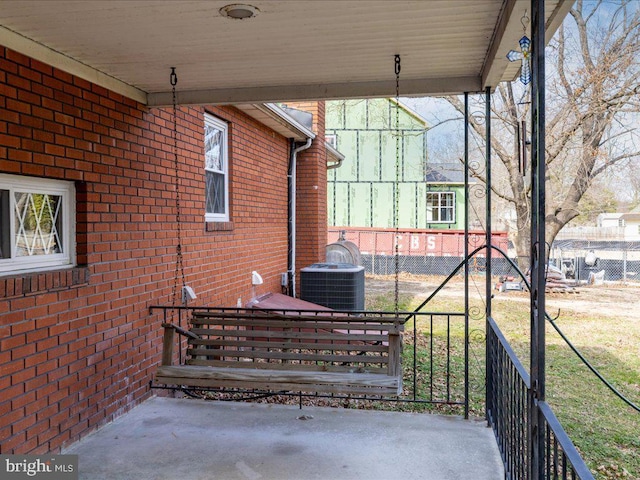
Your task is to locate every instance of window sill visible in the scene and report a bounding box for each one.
[0,266,89,299]
[206,221,234,232]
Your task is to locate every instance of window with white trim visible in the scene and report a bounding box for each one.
[426,191,455,223]
[0,174,76,275]
[204,114,229,222]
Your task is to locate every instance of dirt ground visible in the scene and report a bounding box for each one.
[366,274,640,322]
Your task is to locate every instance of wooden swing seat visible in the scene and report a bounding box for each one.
[154,310,404,396]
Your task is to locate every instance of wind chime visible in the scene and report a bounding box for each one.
[507,12,532,176]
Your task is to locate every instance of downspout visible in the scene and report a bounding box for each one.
[287,137,313,298]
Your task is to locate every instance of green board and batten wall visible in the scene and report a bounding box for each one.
[326,98,466,230]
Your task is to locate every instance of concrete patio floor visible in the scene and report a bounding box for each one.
[64,396,504,480]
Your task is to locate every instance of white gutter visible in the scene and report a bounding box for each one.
[325,141,345,170]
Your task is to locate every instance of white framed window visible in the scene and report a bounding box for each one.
[426,191,455,224]
[0,174,76,275]
[204,114,229,222]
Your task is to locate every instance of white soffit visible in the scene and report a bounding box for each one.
[0,25,147,103]
[0,0,571,105]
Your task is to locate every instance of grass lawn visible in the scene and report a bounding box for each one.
[366,275,640,479]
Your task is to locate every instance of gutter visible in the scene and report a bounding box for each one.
[325,141,345,170]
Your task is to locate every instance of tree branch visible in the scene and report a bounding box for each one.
[570,1,596,72]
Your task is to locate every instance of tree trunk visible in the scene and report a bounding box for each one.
[514,228,531,271]
[514,192,531,270]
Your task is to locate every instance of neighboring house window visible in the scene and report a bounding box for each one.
[0,174,75,275]
[426,191,455,223]
[618,218,625,227]
[204,114,229,222]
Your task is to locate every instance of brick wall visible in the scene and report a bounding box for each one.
[294,102,328,279]
[0,46,294,453]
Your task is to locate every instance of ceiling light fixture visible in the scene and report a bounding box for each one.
[220,4,260,20]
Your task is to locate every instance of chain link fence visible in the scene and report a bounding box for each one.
[551,239,640,284]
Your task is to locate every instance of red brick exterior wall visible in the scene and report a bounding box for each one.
[289,102,328,285]
[0,46,301,453]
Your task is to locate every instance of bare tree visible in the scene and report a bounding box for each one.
[447,0,640,265]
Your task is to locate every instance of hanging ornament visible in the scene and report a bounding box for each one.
[506,12,531,85]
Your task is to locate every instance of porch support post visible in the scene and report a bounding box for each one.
[484,89,492,311]
[464,92,470,420]
[529,0,547,478]
[484,86,493,426]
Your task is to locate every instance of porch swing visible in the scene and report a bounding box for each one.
[152,58,408,400]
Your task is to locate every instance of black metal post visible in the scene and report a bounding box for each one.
[178,308,183,364]
[484,87,493,425]
[464,92,470,420]
[485,86,492,319]
[530,0,546,478]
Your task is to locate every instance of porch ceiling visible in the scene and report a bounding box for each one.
[0,0,570,106]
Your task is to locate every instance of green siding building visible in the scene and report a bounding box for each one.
[326,98,466,230]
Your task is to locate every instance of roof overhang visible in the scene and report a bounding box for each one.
[234,103,315,142]
[389,98,429,129]
[0,1,572,106]
[482,0,571,87]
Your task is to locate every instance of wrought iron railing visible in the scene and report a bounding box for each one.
[539,402,595,480]
[487,316,530,479]
[487,316,594,480]
[149,306,468,411]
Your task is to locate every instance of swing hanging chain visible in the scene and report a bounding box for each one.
[170,67,186,307]
[394,54,401,315]
[170,67,177,87]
